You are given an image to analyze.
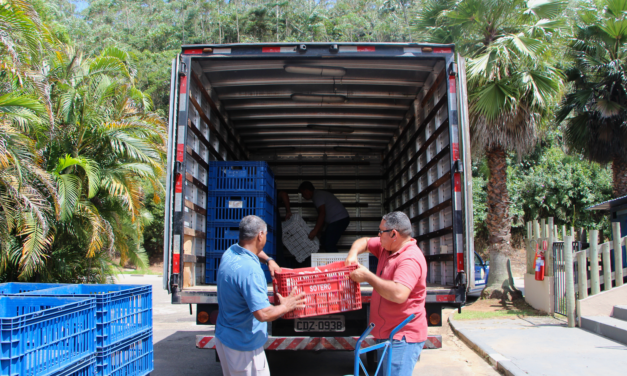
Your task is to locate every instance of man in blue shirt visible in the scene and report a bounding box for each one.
[215,215,306,376]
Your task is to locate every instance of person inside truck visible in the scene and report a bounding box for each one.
[345,211,427,376]
[297,181,350,253]
[215,215,306,376]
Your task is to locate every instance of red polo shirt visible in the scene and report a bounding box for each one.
[367,237,428,342]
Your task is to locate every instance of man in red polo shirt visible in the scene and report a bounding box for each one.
[345,211,427,376]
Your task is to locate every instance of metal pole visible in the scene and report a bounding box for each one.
[602,243,612,291]
[562,225,566,241]
[564,236,576,328]
[589,230,600,296]
[534,220,540,240]
[613,222,623,287]
[541,218,546,238]
[547,217,554,276]
[577,251,587,299]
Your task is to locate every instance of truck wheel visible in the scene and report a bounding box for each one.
[367,351,378,371]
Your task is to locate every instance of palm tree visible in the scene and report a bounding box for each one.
[43,45,166,270]
[416,0,565,298]
[557,0,627,198]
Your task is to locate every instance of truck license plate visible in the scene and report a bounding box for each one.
[294,316,345,332]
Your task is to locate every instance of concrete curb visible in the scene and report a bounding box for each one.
[448,315,528,376]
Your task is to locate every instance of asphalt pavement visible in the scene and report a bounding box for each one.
[116,274,498,376]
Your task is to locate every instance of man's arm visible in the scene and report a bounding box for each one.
[308,205,325,240]
[253,289,306,322]
[349,265,411,304]
[345,237,371,266]
[278,190,292,220]
[258,250,280,277]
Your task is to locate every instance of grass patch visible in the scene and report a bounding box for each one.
[455,298,547,320]
[119,268,161,276]
[455,309,542,320]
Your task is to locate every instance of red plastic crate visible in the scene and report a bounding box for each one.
[273,261,362,319]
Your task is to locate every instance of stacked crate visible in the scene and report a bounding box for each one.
[0,283,153,376]
[206,161,276,283]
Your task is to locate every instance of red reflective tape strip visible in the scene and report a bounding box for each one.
[427,335,442,348]
[449,77,457,94]
[183,49,203,55]
[452,142,460,161]
[266,338,286,350]
[197,336,212,348]
[180,76,187,94]
[433,47,452,53]
[320,338,337,350]
[173,254,180,274]
[262,47,280,53]
[436,294,455,302]
[175,174,183,193]
[286,338,304,350]
[362,296,371,304]
[304,338,320,350]
[176,144,185,162]
[357,46,375,52]
[454,173,461,192]
[335,337,353,350]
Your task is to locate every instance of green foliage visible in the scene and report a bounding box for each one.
[473,130,613,239]
[0,2,166,282]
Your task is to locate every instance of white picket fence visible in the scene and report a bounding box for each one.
[525,218,626,327]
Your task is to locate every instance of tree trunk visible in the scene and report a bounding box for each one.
[612,156,627,198]
[482,146,517,300]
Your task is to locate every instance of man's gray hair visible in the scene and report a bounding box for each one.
[382,211,412,237]
[239,215,267,241]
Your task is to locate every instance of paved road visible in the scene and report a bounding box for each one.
[116,274,497,375]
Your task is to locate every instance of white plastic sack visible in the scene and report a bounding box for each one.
[282,215,319,263]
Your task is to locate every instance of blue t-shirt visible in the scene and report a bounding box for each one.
[215,244,271,351]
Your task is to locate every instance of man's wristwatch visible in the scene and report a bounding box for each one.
[266,257,275,264]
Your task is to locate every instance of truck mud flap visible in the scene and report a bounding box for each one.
[196,335,442,350]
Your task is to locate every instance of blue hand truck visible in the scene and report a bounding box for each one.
[352,314,416,376]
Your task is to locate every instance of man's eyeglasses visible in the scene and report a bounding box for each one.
[378,229,394,235]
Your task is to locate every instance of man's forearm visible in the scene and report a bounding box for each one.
[255,304,289,322]
[364,273,409,304]
[347,237,370,259]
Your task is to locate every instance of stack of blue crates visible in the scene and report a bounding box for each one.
[206,161,276,284]
[0,283,153,376]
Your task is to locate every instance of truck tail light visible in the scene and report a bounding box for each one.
[197,311,209,324]
[429,313,441,326]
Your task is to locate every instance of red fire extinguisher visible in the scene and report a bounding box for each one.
[535,240,546,281]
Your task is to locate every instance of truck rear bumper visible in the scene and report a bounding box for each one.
[196,335,442,350]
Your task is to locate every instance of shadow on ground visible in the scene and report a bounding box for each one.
[153,330,365,376]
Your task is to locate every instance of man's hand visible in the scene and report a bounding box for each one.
[308,229,318,240]
[276,289,306,312]
[345,253,359,266]
[268,260,281,278]
[349,264,372,283]
[285,211,293,220]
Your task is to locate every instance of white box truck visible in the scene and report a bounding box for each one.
[162,42,476,366]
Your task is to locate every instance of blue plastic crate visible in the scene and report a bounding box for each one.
[205,223,276,256]
[0,283,67,295]
[208,161,275,199]
[206,191,275,224]
[23,285,152,349]
[57,355,96,376]
[0,296,96,376]
[95,329,153,376]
